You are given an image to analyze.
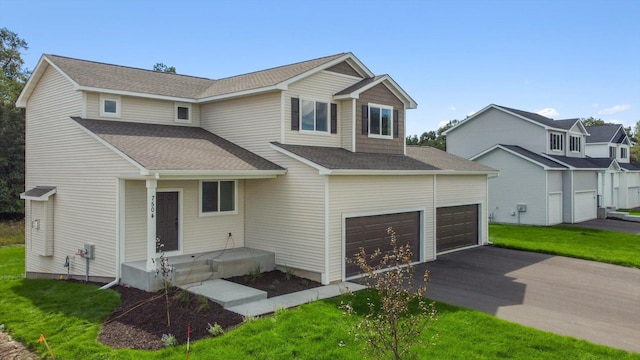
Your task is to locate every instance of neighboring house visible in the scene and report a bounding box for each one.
[444,104,639,226]
[17,53,496,290]
[585,124,640,208]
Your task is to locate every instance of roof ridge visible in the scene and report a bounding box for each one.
[45,54,215,81]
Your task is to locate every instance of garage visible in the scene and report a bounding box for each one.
[574,191,596,223]
[345,211,421,278]
[436,204,479,253]
[548,192,563,225]
[628,187,640,208]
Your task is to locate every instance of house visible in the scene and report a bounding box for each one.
[584,124,640,208]
[17,53,496,291]
[443,104,639,226]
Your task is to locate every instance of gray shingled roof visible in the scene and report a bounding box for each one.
[272,143,440,171]
[499,145,567,168]
[494,105,578,130]
[22,186,56,198]
[406,146,496,172]
[47,53,347,100]
[546,154,614,169]
[584,124,622,143]
[73,118,284,172]
[621,163,640,171]
[334,75,385,95]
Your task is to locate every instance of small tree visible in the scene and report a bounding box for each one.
[342,227,437,360]
[153,238,173,327]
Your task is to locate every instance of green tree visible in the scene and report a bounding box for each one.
[0,28,29,218]
[630,120,640,163]
[152,62,176,74]
[580,117,607,126]
[406,119,458,151]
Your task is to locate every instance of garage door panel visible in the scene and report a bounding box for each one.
[437,204,478,253]
[574,191,596,223]
[345,211,420,277]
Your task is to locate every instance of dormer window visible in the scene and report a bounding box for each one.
[100,94,121,118]
[368,103,393,139]
[549,132,564,151]
[569,135,581,152]
[175,103,192,123]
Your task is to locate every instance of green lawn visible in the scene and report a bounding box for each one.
[0,220,24,246]
[1,246,638,359]
[490,224,640,268]
[618,209,640,216]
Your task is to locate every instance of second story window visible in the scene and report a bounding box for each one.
[100,94,121,118]
[175,103,192,123]
[301,99,329,132]
[621,147,628,159]
[369,103,393,138]
[549,132,564,151]
[569,136,581,152]
[609,146,616,158]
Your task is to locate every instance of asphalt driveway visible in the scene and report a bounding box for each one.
[415,246,640,353]
[572,218,640,235]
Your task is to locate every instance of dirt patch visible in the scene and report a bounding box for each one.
[0,331,38,360]
[99,270,320,350]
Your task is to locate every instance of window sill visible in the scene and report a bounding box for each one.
[199,210,238,218]
[299,130,331,136]
[368,134,393,140]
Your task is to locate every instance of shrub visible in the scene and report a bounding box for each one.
[161,333,177,347]
[342,227,437,360]
[207,322,224,337]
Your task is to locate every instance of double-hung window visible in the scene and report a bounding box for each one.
[621,147,628,159]
[609,146,616,158]
[569,135,581,152]
[549,132,564,151]
[301,99,329,132]
[369,103,393,138]
[200,180,236,216]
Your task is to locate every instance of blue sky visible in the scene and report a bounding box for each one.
[2,0,638,135]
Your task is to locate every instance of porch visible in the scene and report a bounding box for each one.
[121,247,275,292]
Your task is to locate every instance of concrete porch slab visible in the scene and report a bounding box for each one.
[180,279,267,308]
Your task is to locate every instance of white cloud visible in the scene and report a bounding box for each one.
[598,104,631,115]
[536,108,559,118]
[438,120,450,128]
[448,106,456,111]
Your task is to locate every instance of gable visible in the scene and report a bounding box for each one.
[325,61,363,78]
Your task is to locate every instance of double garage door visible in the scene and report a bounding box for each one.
[345,211,420,278]
[436,204,479,253]
[344,205,480,277]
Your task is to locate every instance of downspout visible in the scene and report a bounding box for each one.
[100,178,125,290]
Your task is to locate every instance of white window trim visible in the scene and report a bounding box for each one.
[569,135,581,153]
[620,147,628,159]
[549,132,564,152]
[99,94,121,118]
[175,102,192,124]
[198,180,238,217]
[299,98,331,134]
[368,103,394,139]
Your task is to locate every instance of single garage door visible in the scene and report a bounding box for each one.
[628,187,640,208]
[574,191,596,223]
[436,204,478,253]
[345,211,420,278]
[548,193,563,225]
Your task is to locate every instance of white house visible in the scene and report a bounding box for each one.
[18,53,496,290]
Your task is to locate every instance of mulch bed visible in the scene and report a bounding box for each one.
[99,270,320,350]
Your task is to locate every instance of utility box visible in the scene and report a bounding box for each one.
[517,203,527,212]
[84,243,95,259]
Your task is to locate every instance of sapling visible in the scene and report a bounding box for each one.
[342,227,438,360]
[153,238,174,327]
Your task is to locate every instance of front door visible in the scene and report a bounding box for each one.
[156,192,179,252]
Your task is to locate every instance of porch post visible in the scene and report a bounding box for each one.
[146,179,157,271]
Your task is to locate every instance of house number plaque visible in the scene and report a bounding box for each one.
[150,195,155,218]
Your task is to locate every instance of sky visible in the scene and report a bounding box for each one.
[2,0,639,135]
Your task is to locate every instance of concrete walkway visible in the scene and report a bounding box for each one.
[181,280,366,317]
[415,246,640,353]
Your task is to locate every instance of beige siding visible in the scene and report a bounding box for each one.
[328,176,435,282]
[340,99,354,151]
[86,92,201,126]
[125,180,245,261]
[435,175,489,245]
[285,71,361,148]
[24,65,139,278]
[245,153,325,276]
[355,83,405,154]
[200,92,280,158]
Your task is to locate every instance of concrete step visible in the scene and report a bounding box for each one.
[208,249,275,278]
[172,264,218,285]
[180,279,267,308]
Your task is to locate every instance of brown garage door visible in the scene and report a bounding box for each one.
[436,204,478,253]
[345,211,420,277]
